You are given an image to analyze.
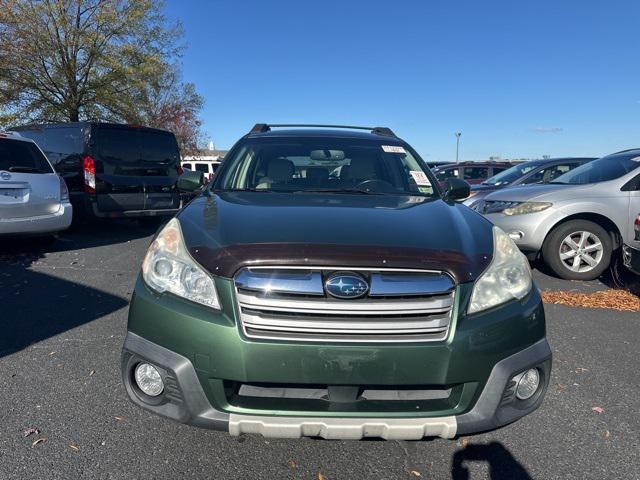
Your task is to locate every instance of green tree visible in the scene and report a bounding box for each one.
[0,0,205,151]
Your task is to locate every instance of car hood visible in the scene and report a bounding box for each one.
[483,183,590,202]
[178,191,494,283]
[470,184,501,192]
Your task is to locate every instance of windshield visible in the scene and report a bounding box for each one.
[214,137,437,196]
[0,139,54,173]
[483,162,542,186]
[552,152,640,185]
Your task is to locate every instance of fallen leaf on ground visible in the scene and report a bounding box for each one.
[23,428,40,437]
[556,383,567,391]
[410,471,422,477]
[32,437,47,447]
[114,416,124,421]
[48,351,57,356]
[89,370,95,376]
[604,430,611,438]
[592,406,605,414]
[69,443,79,451]
[576,368,589,373]
[542,289,640,312]
[458,437,469,448]
[318,473,326,480]
[287,460,297,469]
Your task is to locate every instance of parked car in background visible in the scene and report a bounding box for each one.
[13,122,183,222]
[622,212,640,275]
[0,132,72,237]
[463,157,596,207]
[181,159,221,183]
[122,123,551,441]
[475,149,640,280]
[432,161,512,186]
[426,161,452,169]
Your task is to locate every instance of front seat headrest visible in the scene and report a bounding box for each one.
[306,166,328,182]
[267,158,295,183]
[348,156,376,180]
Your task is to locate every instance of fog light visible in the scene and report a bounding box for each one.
[515,368,540,400]
[134,363,164,397]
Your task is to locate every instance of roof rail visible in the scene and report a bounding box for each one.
[247,124,397,137]
[0,130,22,138]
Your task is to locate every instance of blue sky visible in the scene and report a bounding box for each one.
[164,0,640,161]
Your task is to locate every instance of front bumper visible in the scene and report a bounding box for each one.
[70,192,180,219]
[0,202,72,235]
[484,208,562,253]
[622,243,640,275]
[122,275,552,439]
[122,332,550,439]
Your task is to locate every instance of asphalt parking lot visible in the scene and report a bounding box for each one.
[0,221,638,480]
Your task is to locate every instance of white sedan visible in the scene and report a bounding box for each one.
[0,131,72,237]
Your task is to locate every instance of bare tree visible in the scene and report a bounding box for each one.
[128,65,207,156]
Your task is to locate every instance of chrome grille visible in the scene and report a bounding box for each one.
[234,267,456,343]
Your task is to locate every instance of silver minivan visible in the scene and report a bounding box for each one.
[0,132,72,237]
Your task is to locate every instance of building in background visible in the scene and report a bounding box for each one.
[182,148,229,182]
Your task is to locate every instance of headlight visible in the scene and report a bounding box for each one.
[503,201,552,216]
[141,218,220,309]
[468,226,532,314]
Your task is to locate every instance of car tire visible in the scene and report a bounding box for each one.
[542,220,612,281]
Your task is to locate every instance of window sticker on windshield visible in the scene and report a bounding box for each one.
[410,170,431,186]
[381,145,406,154]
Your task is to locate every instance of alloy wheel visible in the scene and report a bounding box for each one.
[558,230,604,273]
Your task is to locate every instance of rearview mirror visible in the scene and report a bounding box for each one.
[177,170,204,192]
[444,178,470,201]
[310,149,345,161]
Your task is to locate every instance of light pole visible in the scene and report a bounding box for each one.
[455,132,462,163]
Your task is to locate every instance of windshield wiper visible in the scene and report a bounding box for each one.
[548,181,567,185]
[297,188,386,195]
[214,188,272,193]
[8,166,45,173]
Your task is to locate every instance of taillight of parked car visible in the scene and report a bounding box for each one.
[635,213,640,240]
[176,164,184,176]
[59,176,69,201]
[82,155,96,193]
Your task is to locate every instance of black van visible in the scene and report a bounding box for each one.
[13,122,183,220]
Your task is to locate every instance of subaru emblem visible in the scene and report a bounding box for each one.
[325,272,369,299]
[0,171,10,181]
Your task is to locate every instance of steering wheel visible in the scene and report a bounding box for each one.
[354,179,396,192]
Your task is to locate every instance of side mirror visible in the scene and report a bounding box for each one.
[177,170,204,192]
[444,178,471,200]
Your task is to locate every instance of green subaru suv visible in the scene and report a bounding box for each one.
[122,124,551,440]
